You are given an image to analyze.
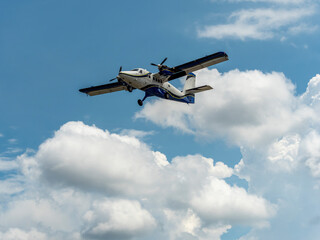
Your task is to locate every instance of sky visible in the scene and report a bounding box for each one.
[1,0,320,239]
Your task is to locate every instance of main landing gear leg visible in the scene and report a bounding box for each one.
[137,93,149,106]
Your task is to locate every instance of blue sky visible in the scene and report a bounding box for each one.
[1,0,320,239]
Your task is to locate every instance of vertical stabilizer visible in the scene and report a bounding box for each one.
[183,73,196,94]
[183,72,213,95]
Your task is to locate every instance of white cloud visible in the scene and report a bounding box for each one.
[28,121,164,196]
[288,23,318,35]
[83,198,156,240]
[163,208,232,240]
[0,198,75,232]
[119,129,155,139]
[2,70,318,240]
[300,74,320,108]
[136,69,320,239]
[136,69,315,147]
[0,159,18,171]
[191,178,275,226]
[0,122,275,240]
[1,147,23,155]
[267,134,300,172]
[301,131,320,177]
[0,177,24,195]
[0,228,47,240]
[197,7,316,40]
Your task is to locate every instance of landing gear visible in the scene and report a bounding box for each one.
[164,92,169,99]
[137,92,152,106]
[127,86,133,92]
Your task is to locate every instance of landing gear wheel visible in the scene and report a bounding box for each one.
[164,93,169,99]
[138,99,143,106]
[127,86,133,92]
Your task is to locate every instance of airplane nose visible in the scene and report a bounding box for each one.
[118,72,125,78]
[118,71,130,78]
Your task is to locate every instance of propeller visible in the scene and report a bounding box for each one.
[160,57,167,65]
[109,66,123,82]
[151,57,168,69]
[108,77,117,82]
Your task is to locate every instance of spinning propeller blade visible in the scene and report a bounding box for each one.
[109,66,123,82]
[160,57,167,65]
[150,57,168,69]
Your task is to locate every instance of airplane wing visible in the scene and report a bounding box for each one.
[154,51,228,82]
[79,82,128,96]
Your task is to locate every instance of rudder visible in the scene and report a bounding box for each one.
[183,73,196,94]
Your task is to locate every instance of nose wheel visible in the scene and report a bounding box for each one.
[138,99,143,106]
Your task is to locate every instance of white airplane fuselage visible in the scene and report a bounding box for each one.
[118,68,194,104]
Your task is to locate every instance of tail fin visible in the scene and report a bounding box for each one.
[183,73,213,95]
[183,73,196,93]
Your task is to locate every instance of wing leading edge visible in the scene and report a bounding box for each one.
[155,51,228,82]
[79,82,128,96]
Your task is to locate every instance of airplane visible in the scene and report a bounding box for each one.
[79,51,228,106]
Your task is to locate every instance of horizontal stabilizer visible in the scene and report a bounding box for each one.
[185,85,213,94]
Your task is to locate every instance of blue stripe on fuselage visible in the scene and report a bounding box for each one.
[142,85,194,104]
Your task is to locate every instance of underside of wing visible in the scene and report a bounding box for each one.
[185,85,213,94]
[163,51,228,81]
[79,82,128,96]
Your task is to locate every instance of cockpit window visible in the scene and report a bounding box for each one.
[131,68,139,71]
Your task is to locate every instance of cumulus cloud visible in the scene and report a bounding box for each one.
[136,68,314,147]
[0,122,275,240]
[136,69,320,239]
[267,134,300,172]
[197,7,316,40]
[4,71,320,239]
[301,131,320,177]
[31,121,165,196]
[83,199,156,240]
[191,178,275,226]
[163,208,232,240]
[0,228,47,240]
